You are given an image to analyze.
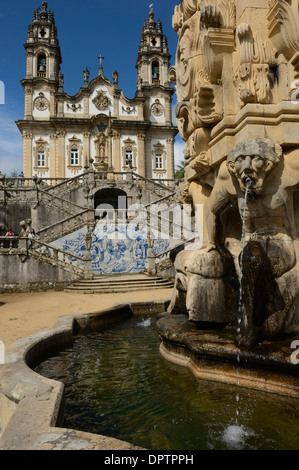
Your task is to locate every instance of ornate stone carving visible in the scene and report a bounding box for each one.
[169,0,299,349]
[92,90,111,111]
[66,103,82,112]
[122,106,136,115]
[233,24,275,105]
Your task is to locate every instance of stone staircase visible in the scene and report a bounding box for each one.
[64,273,174,294]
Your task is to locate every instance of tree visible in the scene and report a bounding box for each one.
[175,161,185,180]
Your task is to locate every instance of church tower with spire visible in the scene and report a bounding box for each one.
[17,4,177,181]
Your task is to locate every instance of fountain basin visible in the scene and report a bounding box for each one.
[0,300,169,450]
[157,314,299,398]
[0,301,298,450]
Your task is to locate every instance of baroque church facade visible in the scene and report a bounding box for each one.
[17,2,177,181]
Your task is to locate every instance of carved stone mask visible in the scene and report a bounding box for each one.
[227,140,281,195]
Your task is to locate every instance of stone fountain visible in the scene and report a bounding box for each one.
[157,0,299,396]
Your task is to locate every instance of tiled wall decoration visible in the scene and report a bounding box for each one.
[53,223,172,275]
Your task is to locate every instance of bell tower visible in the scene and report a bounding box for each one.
[21,1,62,119]
[136,10,172,87]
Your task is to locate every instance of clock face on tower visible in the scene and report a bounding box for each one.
[151,100,164,117]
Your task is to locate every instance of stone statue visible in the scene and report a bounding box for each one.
[166,1,299,350]
[169,138,299,348]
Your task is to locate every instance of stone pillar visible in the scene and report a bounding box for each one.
[108,131,113,169]
[112,131,121,172]
[49,91,56,118]
[164,97,172,126]
[145,137,152,179]
[24,89,33,120]
[83,94,89,118]
[26,51,34,79]
[137,133,146,177]
[83,132,91,166]
[166,137,175,180]
[49,134,57,178]
[49,52,56,80]
[23,133,33,178]
[84,231,93,280]
[147,236,156,277]
[57,98,64,118]
[55,131,65,178]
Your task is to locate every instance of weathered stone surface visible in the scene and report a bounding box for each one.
[169,1,299,348]
[157,314,299,397]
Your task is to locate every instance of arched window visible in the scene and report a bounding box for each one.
[37,54,47,77]
[152,61,160,83]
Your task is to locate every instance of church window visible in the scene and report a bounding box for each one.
[70,148,79,166]
[37,150,46,167]
[155,153,163,169]
[152,61,160,83]
[122,138,137,170]
[67,136,83,170]
[125,150,133,167]
[37,54,47,77]
[152,142,166,174]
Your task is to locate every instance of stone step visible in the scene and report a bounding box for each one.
[65,275,174,293]
[68,278,172,286]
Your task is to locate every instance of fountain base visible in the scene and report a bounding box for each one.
[157,314,299,398]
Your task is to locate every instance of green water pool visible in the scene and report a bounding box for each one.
[35,315,299,450]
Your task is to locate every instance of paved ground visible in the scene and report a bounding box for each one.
[0,288,172,347]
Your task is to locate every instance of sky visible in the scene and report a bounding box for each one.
[0,0,185,175]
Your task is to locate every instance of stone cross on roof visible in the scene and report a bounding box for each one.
[98,54,105,77]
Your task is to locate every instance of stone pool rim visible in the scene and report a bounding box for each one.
[0,300,298,450]
[0,300,170,450]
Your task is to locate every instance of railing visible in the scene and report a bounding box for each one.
[31,239,85,274]
[0,237,22,251]
[0,236,85,276]
[37,209,95,242]
[37,187,86,216]
[0,177,68,188]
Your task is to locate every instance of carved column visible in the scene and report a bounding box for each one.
[57,98,64,118]
[164,97,172,126]
[166,137,175,179]
[49,52,56,80]
[112,131,121,172]
[50,90,56,118]
[145,137,152,179]
[49,134,57,178]
[26,51,34,79]
[137,133,146,177]
[83,132,91,166]
[55,131,65,178]
[23,132,33,178]
[24,89,33,120]
[83,95,89,118]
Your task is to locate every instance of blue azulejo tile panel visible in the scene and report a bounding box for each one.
[53,223,171,274]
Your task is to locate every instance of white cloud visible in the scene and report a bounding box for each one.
[0,111,23,174]
[174,137,185,169]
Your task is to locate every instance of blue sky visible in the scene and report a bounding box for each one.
[0,0,184,175]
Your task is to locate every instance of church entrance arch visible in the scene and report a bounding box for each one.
[94,188,127,221]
